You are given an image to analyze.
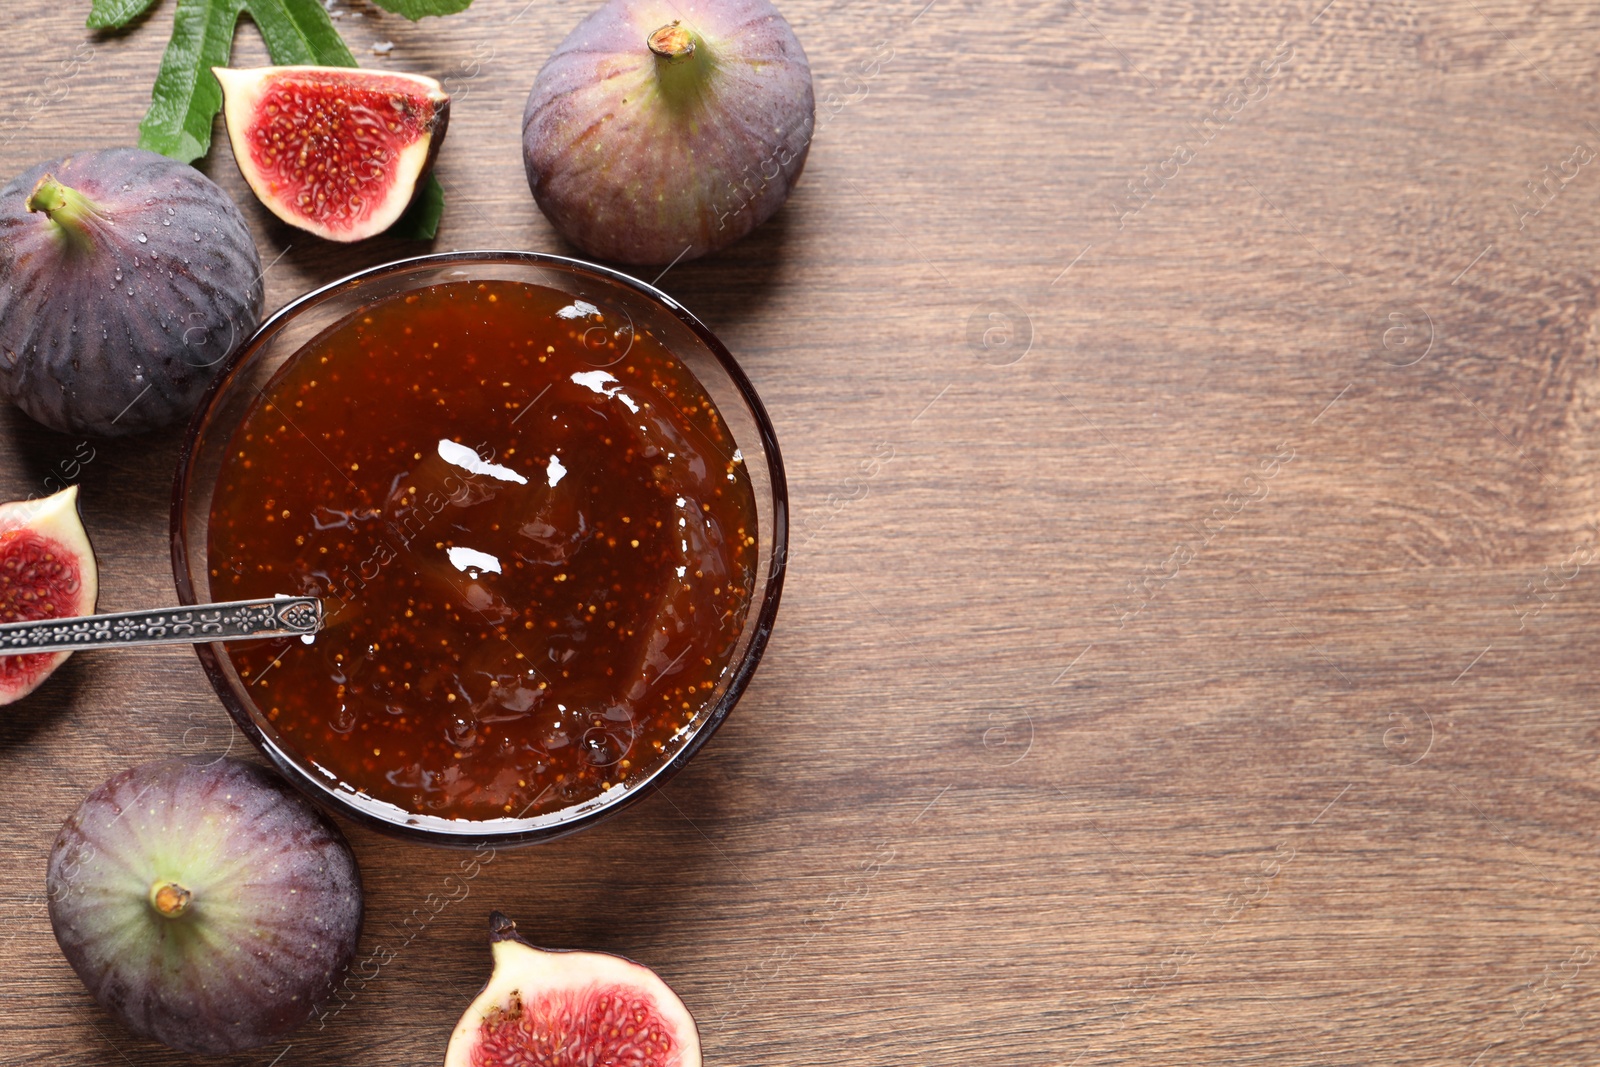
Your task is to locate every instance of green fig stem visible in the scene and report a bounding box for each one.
[26,176,100,252]
[149,881,193,919]
[648,22,695,59]
[649,21,714,110]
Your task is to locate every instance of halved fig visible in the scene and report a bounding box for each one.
[214,65,450,242]
[0,485,97,705]
[445,912,702,1067]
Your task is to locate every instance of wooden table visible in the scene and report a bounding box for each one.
[6,1,1600,1063]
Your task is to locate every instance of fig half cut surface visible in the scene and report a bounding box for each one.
[47,757,364,1055]
[445,912,702,1067]
[216,65,450,242]
[0,485,97,705]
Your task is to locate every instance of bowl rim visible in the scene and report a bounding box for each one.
[170,249,789,848]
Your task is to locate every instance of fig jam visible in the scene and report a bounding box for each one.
[208,280,758,821]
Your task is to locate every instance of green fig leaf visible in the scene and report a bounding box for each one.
[136,0,245,163]
[243,0,356,67]
[87,0,161,30]
[369,0,474,20]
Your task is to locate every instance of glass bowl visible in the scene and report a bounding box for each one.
[171,251,787,847]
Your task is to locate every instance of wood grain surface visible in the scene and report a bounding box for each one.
[5,1,1600,1063]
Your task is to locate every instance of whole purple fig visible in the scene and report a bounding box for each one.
[0,148,262,437]
[47,757,363,1055]
[523,0,815,266]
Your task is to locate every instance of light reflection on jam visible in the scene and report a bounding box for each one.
[208,280,757,820]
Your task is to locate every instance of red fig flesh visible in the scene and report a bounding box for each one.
[523,0,815,265]
[445,913,702,1067]
[215,65,450,242]
[0,486,97,705]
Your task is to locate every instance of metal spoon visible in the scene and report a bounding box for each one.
[0,595,323,655]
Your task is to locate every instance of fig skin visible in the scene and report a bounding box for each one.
[0,485,98,706]
[0,148,264,437]
[523,0,815,266]
[47,756,364,1056]
[445,911,703,1067]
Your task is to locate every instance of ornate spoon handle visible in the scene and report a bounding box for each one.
[0,595,323,655]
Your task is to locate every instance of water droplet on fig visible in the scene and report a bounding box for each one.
[137,233,148,243]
